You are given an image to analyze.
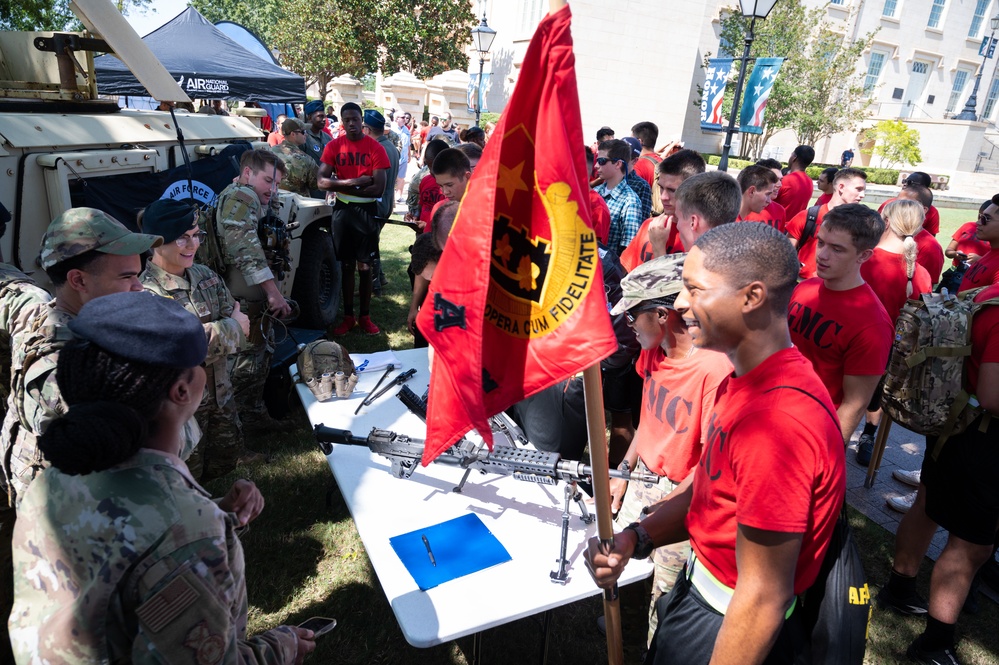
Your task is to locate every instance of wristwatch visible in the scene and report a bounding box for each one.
[622,522,654,560]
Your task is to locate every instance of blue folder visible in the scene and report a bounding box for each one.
[389,513,512,591]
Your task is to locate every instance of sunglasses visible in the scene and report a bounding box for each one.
[979,212,995,225]
[624,296,676,323]
[596,157,622,166]
[291,129,305,135]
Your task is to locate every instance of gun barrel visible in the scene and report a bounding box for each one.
[313,424,368,446]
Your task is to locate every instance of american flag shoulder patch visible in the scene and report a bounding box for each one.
[136,576,200,633]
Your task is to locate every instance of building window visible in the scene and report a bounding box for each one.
[970,0,990,37]
[830,0,845,4]
[518,0,545,34]
[928,0,946,28]
[948,70,971,112]
[882,0,898,18]
[864,51,888,94]
[983,76,999,118]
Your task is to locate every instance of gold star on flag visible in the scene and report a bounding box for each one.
[497,161,530,206]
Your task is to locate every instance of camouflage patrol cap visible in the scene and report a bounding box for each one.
[281,117,305,135]
[40,207,163,270]
[610,253,686,316]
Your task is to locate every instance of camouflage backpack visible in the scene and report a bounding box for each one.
[882,287,999,456]
[297,340,357,401]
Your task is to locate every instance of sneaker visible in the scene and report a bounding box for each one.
[893,468,921,487]
[596,615,606,635]
[878,584,928,616]
[887,491,917,513]
[331,315,356,336]
[358,315,380,335]
[906,635,961,664]
[856,431,875,466]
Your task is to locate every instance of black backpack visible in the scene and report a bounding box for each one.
[799,204,822,247]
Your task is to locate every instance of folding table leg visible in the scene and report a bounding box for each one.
[864,415,894,489]
[540,610,553,665]
[471,631,482,665]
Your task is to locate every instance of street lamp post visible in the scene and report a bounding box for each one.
[471,12,497,127]
[718,0,780,172]
[954,14,999,121]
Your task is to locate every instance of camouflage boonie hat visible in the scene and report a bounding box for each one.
[610,253,686,316]
[40,207,163,269]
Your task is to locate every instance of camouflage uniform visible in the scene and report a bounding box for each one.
[9,449,300,664]
[0,265,51,420]
[209,183,279,429]
[271,140,318,197]
[142,261,246,480]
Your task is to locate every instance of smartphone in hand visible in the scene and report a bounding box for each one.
[298,617,337,639]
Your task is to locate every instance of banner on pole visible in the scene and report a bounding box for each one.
[700,58,733,131]
[739,57,785,135]
[466,73,491,114]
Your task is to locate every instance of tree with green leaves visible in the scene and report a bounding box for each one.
[1,0,150,31]
[191,0,476,101]
[862,119,922,169]
[710,1,877,159]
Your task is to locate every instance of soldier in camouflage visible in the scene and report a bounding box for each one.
[205,149,292,433]
[8,291,314,664]
[0,208,162,662]
[271,117,319,198]
[0,265,51,420]
[140,199,259,480]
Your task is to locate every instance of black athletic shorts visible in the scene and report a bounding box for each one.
[602,361,642,417]
[866,373,886,411]
[331,200,379,264]
[922,413,999,546]
[647,568,806,665]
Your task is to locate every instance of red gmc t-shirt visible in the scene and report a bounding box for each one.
[950,222,991,267]
[786,204,828,279]
[633,346,732,481]
[960,248,999,291]
[633,153,662,188]
[814,192,832,207]
[860,248,932,325]
[686,347,845,595]
[788,279,893,407]
[878,197,940,237]
[774,170,813,220]
[914,229,944,285]
[968,284,999,392]
[743,200,787,234]
[320,134,389,179]
[619,215,684,272]
[588,189,611,245]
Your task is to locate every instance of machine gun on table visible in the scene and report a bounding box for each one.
[312,421,658,583]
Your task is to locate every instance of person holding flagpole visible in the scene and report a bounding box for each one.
[586,222,845,665]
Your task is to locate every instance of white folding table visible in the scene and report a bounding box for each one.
[292,347,653,662]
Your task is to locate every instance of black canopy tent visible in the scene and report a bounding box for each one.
[94,7,306,103]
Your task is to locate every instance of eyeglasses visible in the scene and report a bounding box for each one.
[980,212,995,225]
[595,157,622,166]
[175,231,208,248]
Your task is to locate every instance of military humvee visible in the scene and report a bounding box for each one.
[0,5,338,327]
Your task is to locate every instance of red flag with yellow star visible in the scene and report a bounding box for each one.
[415,4,616,465]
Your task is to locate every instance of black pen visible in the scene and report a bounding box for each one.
[422,534,436,567]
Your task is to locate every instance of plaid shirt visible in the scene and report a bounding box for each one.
[626,171,653,221]
[596,179,643,253]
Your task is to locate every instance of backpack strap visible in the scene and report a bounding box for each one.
[799,205,821,247]
[640,154,659,168]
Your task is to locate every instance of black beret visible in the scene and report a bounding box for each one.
[141,199,197,244]
[69,291,208,368]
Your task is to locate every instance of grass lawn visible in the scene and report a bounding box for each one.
[206,223,999,664]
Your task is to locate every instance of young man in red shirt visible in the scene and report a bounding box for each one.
[608,254,733,644]
[619,150,705,272]
[789,204,893,444]
[735,166,778,226]
[631,121,662,188]
[673,171,742,254]
[787,167,867,279]
[879,284,999,664]
[318,102,390,336]
[959,194,999,291]
[878,172,941,236]
[586,222,845,665]
[814,167,837,206]
[747,158,789,233]
[773,144,815,219]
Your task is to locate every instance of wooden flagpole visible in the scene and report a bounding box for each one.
[541,3,623,661]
